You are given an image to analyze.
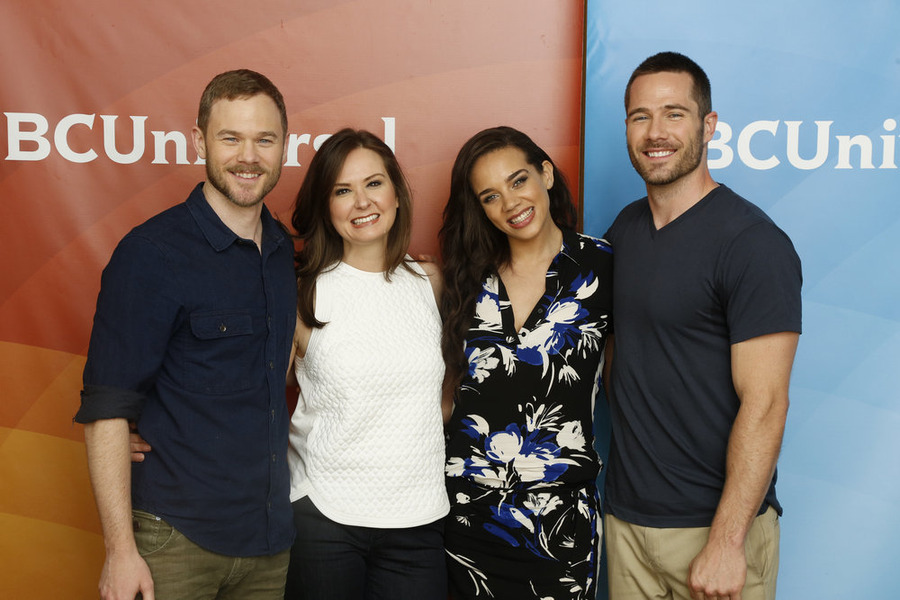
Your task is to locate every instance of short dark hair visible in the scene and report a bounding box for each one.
[625,51,712,117]
[292,128,415,328]
[197,69,287,136]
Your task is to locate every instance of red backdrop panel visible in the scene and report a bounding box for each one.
[0,1,584,596]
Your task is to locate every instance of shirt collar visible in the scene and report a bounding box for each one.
[556,228,583,268]
[185,182,288,254]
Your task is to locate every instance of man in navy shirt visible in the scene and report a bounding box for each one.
[603,52,802,600]
[75,69,297,600]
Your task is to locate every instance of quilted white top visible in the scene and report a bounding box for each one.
[288,259,449,527]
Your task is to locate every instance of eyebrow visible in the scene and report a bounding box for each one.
[627,103,693,118]
[477,168,528,198]
[333,171,386,188]
[216,129,280,139]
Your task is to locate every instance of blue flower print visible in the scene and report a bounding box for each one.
[517,300,587,369]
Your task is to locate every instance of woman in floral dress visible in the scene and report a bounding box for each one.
[440,126,613,599]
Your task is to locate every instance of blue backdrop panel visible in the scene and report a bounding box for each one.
[584,2,900,598]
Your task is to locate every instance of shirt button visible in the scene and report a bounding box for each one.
[537,308,544,315]
[271,453,277,463]
[268,360,275,369]
[218,323,227,332]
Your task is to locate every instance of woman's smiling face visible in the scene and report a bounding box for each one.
[329,147,399,252]
[469,146,555,243]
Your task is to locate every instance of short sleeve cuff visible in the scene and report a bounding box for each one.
[74,384,145,423]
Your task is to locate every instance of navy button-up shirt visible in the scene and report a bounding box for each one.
[76,183,297,557]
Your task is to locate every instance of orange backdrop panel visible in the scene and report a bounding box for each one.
[0,1,584,595]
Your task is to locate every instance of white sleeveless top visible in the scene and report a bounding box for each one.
[288,259,449,527]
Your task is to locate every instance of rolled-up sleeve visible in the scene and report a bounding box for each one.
[74,385,145,422]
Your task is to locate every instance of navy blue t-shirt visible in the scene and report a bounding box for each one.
[76,183,297,556]
[603,184,802,528]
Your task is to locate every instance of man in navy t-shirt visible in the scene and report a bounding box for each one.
[603,52,802,600]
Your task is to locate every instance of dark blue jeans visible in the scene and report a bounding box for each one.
[285,496,447,600]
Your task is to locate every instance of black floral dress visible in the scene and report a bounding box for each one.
[445,230,613,599]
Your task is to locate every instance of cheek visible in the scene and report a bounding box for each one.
[382,202,400,230]
[328,199,345,229]
[480,204,504,228]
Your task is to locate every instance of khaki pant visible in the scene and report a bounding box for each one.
[134,510,290,600]
[605,506,780,600]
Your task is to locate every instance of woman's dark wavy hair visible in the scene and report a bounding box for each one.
[292,128,414,328]
[439,126,577,388]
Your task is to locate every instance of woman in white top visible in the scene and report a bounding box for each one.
[284,129,449,600]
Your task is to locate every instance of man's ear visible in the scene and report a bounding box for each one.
[191,125,207,160]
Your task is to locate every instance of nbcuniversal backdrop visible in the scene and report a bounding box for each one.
[584,1,900,599]
[0,2,585,598]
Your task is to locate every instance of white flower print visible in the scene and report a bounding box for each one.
[573,275,598,300]
[468,347,500,383]
[447,550,494,597]
[466,414,491,437]
[508,506,535,533]
[515,451,576,484]
[556,421,586,451]
[525,402,565,433]
[446,456,468,477]
[486,429,524,464]
[558,363,580,385]
[498,344,518,376]
[474,279,503,332]
[577,321,607,355]
[523,492,564,517]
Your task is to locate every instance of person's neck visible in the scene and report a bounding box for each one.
[342,241,390,273]
[202,183,265,248]
[505,223,563,275]
[647,170,718,230]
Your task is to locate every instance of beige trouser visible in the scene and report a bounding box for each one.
[605,506,780,600]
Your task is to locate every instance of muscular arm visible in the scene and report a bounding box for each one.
[84,418,155,600]
[688,331,798,600]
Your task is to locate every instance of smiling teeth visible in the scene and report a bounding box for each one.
[510,207,534,225]
[647,150,674,157]
[352,214,378,225]
[234,172,260,179]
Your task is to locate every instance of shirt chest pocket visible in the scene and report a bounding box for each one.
[183,310,255,394]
